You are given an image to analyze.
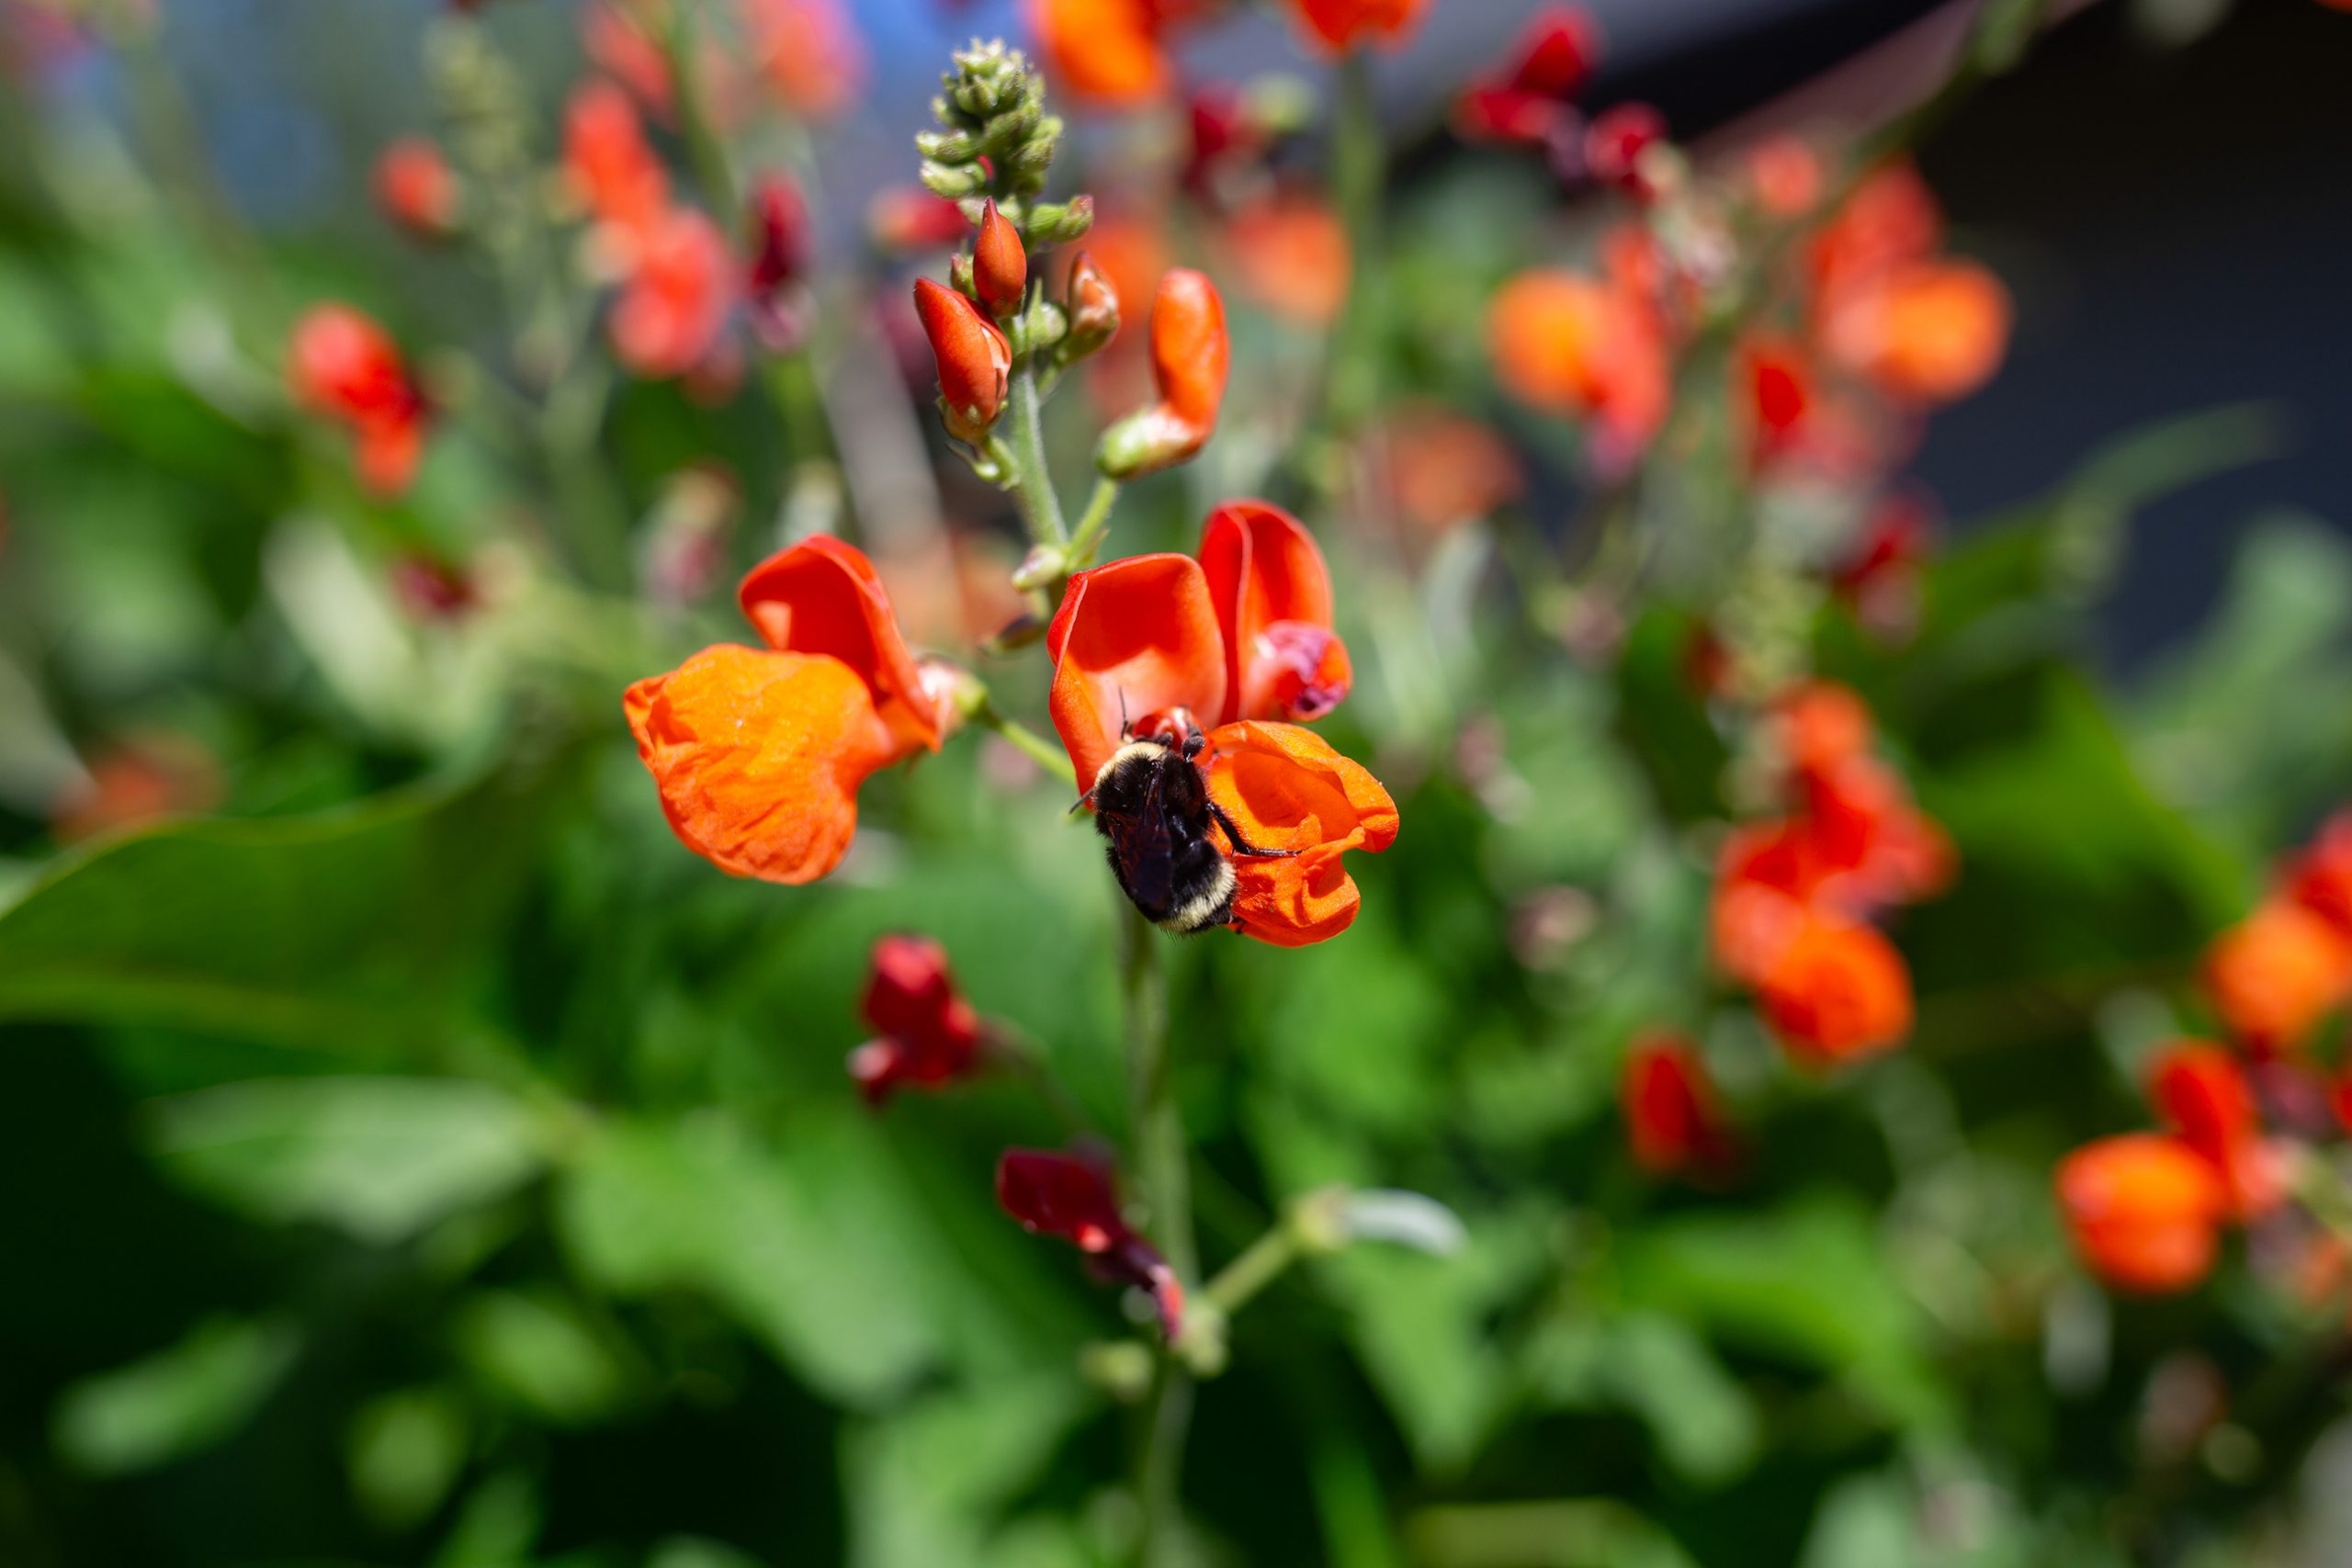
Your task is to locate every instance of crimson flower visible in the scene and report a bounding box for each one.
[997,1147,1182,1337]
[286,304,432,497]
[1455,6,1600,147]
[848,934,989,1104]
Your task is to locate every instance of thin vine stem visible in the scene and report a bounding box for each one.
[1122,900,1192,1566]
[1008,366,1069,547]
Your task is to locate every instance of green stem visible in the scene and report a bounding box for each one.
[1202,1224,1299,1319]
[1122,900,1191,1566]
[540,361,634,592]
[1320,48,1385,449]
[1066,476,1121,568]
[1007,367,1069,547]
[662,5,740,214]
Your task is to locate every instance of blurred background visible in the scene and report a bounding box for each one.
[5,0,2352,1565]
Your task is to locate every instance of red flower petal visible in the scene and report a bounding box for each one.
[1199,500,1351,726]
[1046,554,1227,791]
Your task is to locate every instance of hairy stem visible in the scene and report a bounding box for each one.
[1007,366,1069,547]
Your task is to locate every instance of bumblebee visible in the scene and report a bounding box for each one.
[1081,718,1295,933]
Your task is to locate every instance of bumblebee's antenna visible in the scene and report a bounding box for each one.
[1116,685,1131,739]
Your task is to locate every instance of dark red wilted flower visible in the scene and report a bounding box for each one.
[848,934,988,1103]
[287,304,432,497]
[1622,1034,1737,1179]
[997,1148,1183,1336]
[1583,102,1668,197]
[745,175,812,351]
[390,552,478,620]
[373,137,458,239]
[1455,6,1599,146]
[913,276,1012,444]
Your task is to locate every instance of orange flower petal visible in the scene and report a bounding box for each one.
[1199,500,1351,726]
[2204,897,2352,1052]
[738,536,943,757]
[1030,0,1171,107]
[625,644,896,885]
[1754,912,1913,1066]
[1046,554,1227,790]
[2056,1134,2226,1294]
[1285,0,1427,52]
[1204,720,1398,947]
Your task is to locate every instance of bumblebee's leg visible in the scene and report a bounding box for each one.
[1209,803,1300,859]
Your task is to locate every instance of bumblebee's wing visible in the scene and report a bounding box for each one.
[1105,763,1177,918]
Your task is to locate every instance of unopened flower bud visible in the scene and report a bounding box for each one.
[920,160,989,199]
[913,277,1012,446]
[1024,195,1096,245]
[1063,251,1120,358]
[974,199,1027,317]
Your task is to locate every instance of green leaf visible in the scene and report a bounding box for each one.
[347,1386,470,1530]
[0,757,571,1056]
[146,1076,547,1245]
[1616,1193,1948,1436]
[450,1290,630,1426]
[842,1375,1089,1568]
[1614,609,1731,824]
[51,1314,300,1477]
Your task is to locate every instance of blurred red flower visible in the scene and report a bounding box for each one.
[610,208,739,379]
[1220,191,1351,327]
[1454,6,1600,146]
[1487,268,1668,458]
[1622,1033,1738,1179]
[849,934,989,1103]
[2148,1043,2283,1221]
[1284,0,1426,53]
[287,304,432,496]
[373,137,458,239]
[2204,897,2352,1053]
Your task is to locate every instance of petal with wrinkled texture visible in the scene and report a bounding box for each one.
[1205,720,1397,946]
[738,536,943,756]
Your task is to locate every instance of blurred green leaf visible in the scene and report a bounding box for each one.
[347,1385,470,1531]
[0,753,572,1055]
[147,1076,548,1244]
[1599,1314,1765,1488]
[51,1314,299,1477]
[1617,1194,1947,1435]
[450,1290,631,1426]
[1615,610,1731,824]
[841,1375,1089,1568]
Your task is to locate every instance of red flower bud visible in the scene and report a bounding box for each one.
[973,198,1028,319]
[1096,268,1227,479]
[373,137,458,239]
[996,1148,1182,1337]
[912,276,1012,445]
[1064,250,1120,355]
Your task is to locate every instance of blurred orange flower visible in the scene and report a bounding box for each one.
[287,304,432,496]
[1031,0,1172,107]
[1284,0,1426,53]
[1753,909,1913,1066]
[610,209,738,379]
[1488,268,1668,454]
[1221,192,1351,327]
[2057,1134,2227,1293]
[1744,133,1824,219]
[2205,897,2352,1053]
[51,735,221,843]
[1374,405,1525,535]
[373,137,457,239]
[564,79,670,246]
[1622,1033,1738,1179]
[1822,258,2012,405]
[1807,161,1942,306]
[743,0,863,122]
[625,536,944,885]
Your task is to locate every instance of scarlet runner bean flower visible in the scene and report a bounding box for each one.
[286,304,432,497]
[1097,268,1229,479]
[1622,1033,1738,1179]
[609,208,738,379]
[1220,191,1351,327]
[1284,0,1426,52]
[564,79,670,250]
[741,0,865,123]
[1029,0,1173,107]
[998,1148,1183,1336]
[2057,1134,2228,1294]
[2149,1043,2283,1221]
[1454,6,1600,146]
[373,137,458,239]
[2204,898,2352,1052]
[1820,258,2012,405]
[1582,102,1668,198]
[1487,268,1668,459]
[743,175,811,351]
[1047,506,1396,946]
[848,934,988,1103]
[625,536,947,885]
